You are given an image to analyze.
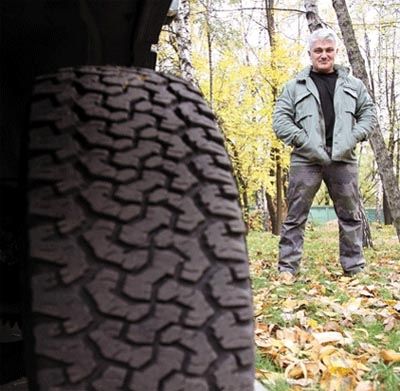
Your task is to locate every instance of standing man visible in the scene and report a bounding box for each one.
[273,28,376,279]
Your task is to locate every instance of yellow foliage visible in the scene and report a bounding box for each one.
[193,37,302,204]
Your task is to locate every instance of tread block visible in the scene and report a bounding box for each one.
[154,232,210,281]
[76,74,123,94]
[116,171,167,203]
[158,280,213,326]
[169,83,205,104]
[153,88,176,106]
[163,374,209,391]
[193,155,234,184]
[129,347,184,391]
[215,356,254,391]
[209,267,252,307]
[77,121,133,151]
[144,158,198,192]
[35,323,96,383]
[81,182,141,221]
[149,190,205,231]
[186,127,226,155]
[130,113,157,129]
[165,161,198,191]
[56,169,84,194]
[157,132,192,159]
[84,220,149,270]
[76,93,126,121]
[30,187,85,234]
[178,102,216,128]
[123,250,184,300]
[212,312,253,349]
[135,100,153,112]
[133,140,162,159]
[32,273,92,334]
[199,184,242,218]
[30,99,74,123]
[161,325,217,374]
[30,156,74,181]
[31,225,88,284]
[92,366,127,391]
[127,304,182,344]
[119,206,171,246]
[89,321,152,368]
[80,150,138,182]
[30,127,75,155]
[37,368,64,389]
[86,270,151,321]
[204,222,248,263]
[159,111,186,131]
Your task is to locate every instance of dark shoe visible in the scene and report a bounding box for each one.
[343,267,364,277]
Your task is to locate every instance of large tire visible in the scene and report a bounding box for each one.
[26,66,254,390]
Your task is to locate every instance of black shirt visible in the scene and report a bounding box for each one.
[310,70,338,147]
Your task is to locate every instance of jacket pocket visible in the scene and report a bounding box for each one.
[343,87,357,115]
[294,113,312,135]
[293,135,330,164]
[294,91,313,116]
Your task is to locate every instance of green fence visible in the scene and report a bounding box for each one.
[309,206,377,224]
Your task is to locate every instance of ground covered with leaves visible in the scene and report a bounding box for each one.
[248,222,400,390]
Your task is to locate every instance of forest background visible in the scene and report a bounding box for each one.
[154,2,400,388]
[156,0,400,236]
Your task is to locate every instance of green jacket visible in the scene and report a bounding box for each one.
[273,65,377,165]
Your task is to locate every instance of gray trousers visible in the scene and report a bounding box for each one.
[279,161,365,274]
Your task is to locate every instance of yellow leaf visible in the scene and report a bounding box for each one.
[320,345,339,360]
[308,318,319,329]
[320,372,357,391]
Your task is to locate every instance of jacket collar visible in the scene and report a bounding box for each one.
[296,64,350,81]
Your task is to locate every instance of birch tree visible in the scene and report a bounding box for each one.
[170,0,196,85]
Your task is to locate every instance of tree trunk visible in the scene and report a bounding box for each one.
[332,0,400,241]
[265,192,278,235]
[204,0,214,108]
[303,0,325,31]
[171,0,196,85]
[275,157,283,234]
[383,192,393,225]
[265,0,284,235]
[224,137,250,226]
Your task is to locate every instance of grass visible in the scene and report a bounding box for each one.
[368,362,400,391]
[249,222,400,390]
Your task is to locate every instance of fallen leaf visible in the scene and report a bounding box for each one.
[282,299,308,312]
[383,316,396,332]
[312,331,344,345]
[380,349,400,363]
[355,381,375,391]
[320,372,357,391]
[324,321,342,332]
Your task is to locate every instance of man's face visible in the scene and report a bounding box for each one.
[309,39,337,73]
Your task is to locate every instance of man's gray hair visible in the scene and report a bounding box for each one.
[308,28,339,51]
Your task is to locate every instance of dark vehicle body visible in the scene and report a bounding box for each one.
[0,2,254,390]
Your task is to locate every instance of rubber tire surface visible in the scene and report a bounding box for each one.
[26,66,254,390]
